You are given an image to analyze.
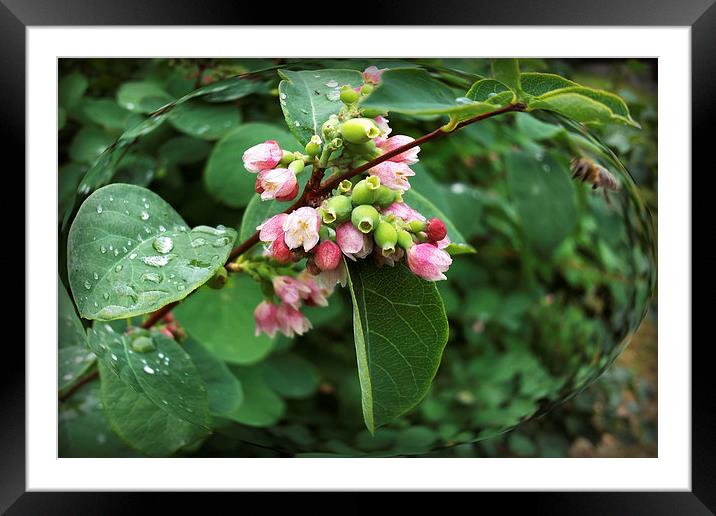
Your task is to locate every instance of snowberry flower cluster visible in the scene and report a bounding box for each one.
[241,66,454,337]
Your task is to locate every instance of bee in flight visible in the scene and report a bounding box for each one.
[570,157,620,203]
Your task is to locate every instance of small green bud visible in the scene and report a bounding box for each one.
[340,118,380,144]
[337,179,353,194]
[408,219,427,233]
[208,267,229,289]
[397,229,414,251]
[305,135,322,156]
[340,85,360,104]
[321,115,340,139]
[351,204,380,234]
[374,220,398,253]
[360,83,374,95]
[323,194,353,223]
[344,140,377,156]
[361,108,384,118]
[279,150,294,166]
[318,224,332,240]
[374,185,395,208]
[131,335,155,353]
[288,159,304,174]
[351,178,378,205]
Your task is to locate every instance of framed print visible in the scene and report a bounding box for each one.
[4,0,711,512]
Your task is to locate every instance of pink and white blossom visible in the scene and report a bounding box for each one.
[368,161,415,192]
[377,135,420,165]
[282,207,321,252]
[257,213,287,243]
[363,66,387,85]
[242,140,283,173]
[273,275,311,309]
[254,301,280,337]
[373,116,392,146]
[316,260,347,289]
[276,303,312,337]
[297,271,330,307]
[336,222,373,261]
[407,243,452,281]
[257,168,298,201]
[382,202,426,223]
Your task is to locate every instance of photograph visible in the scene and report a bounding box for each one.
[56,57,658,459]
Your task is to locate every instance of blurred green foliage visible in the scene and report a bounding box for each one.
[58,58,657,457]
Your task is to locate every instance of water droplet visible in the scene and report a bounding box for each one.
[115,264,123,272]
[326,90,340,102]
[109,196,114,202]
[103,292,109,300]
[294,120,301,126]
[113,249,119,256]
[122,247,128,254]
[93,272,99,280]
[143,202,150,209]
[84,281,92,290]
[143,255,171,267]
[279,92,287,100]
[212,237,230,247]
[177,285,185,291]
[325,80,338,88]
[190,238,206,248]
[143,365,155,374]
[129,252,137,260]
[144,227,152,234]
[140,211,150,220]
[158,225,166,233]
[110,353,117,361]
[100,246,107,254]
[140,272,162,283]
[487,92,497,98]
[455,97,473,105]
[96,205,103,214]
[153,236,174,254]
[127,240,132,246]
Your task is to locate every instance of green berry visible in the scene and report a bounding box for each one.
[340,85,360,104]
[337,179,353,194]
[408,219,427,233]
[351,179,378,205]
[374,220,398,253]
[279,150,294,166]
[374,185,395,208]
[323,194,353,223]
[288,159,304,174]
[305,135,322,156]
[351,204,380,234]
[397,229,414,251]
[360,83,374,95]
[340,118,380,144]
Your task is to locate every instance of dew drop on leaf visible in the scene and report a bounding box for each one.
[325,80,338,88]
[212,237,230,248]
[190,237,206,248]
[140,272,162,283]
[84,281,92,290]
[140,211,150,221]
[143,255,171,267]
[152,236,174,254]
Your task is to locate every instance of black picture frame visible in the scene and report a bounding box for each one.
[5,0,710,512]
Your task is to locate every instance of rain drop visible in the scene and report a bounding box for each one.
[158,225,166,233]
[84,281,92,290]
[100,246,107,254]
[190,238,206,248]
[455,97,473,105]
[279,92,287,100]
[140,211,150,221]
[143,255,170,267]
[141,272,162,283]
[326,90,340,102]
[93,272,99,280]
[143,365,155,374]
[129,253,138,260]
[325,80,338,88]
[153,236,174,254]
[115,265,123,272]
[96,205,103,214]
[212,237,230,248]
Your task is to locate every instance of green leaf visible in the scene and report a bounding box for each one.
[505,151,578,255]
[90,325,210,456]
[520,72,577,97]
[204,122,300,208]
[202,78,264,102]
[402,188,476,254]
[58,278,95,392]
[514,112,565,140]
[183,338,244,417]
[262,353,320,399]
[491,59,521,95]
[168,100,242,140]
[59,381,139,457]
[78,98,132,130]
[158,136,211,166]
[69,127,115,164]
[278,69,363,145]
[361,68,496,118]
[117,81,174,114]
[59,72,88,112]
[226,365,285,427]
[67,183,237,320]
[529,87,639,127]
[345,260,449,432]
[174,275,274,365]
[466,78,511,103]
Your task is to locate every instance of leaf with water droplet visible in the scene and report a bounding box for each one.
[278,69,362,145]
[67,183,237,321]
[168,99,242,140]
[89,324,210,456]
[58,277,96,393]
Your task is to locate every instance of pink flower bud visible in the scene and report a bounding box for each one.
[270,238,293,264]
[425,217,447,242]
[282,207,321,252]
[297,271,330,307]
[257,168,298,201]
[276,303,312,337]
[363,66,387,85]
[377,135,420,165]
[382,202,426,223]
[242,140,283,173]
[314,240,342,271]
[335,222,373,261]
[273,275,311,308]
[254,301,280,337]
[407,243,453,281]
[369,161,415,192]
[257,213,288,243]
